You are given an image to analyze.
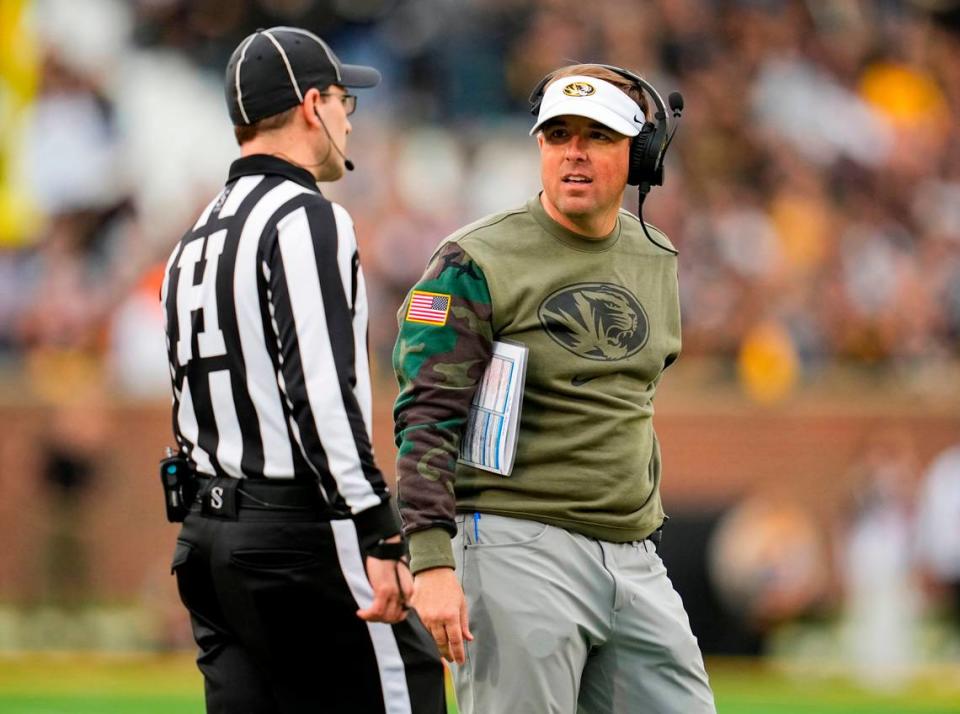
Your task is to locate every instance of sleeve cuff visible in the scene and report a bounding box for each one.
[353,498,403,551]
[408,527,456,574]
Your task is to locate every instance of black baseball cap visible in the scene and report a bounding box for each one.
[225,26,381,126]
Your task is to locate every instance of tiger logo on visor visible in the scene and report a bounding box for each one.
[562,82,595,97]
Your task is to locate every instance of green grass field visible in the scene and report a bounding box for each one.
[0,653,957,713]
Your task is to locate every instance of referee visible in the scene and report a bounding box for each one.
[160,27,444,713]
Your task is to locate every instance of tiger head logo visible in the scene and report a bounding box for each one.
[562,81,596,97]
[538,283,648,361]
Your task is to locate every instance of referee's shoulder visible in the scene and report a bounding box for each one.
[274,177,331,214]
[268,178,355,232]
[253,180,328,258]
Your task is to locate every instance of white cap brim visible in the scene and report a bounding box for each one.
[530,75,644,137]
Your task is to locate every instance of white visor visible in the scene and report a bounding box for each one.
[530,75,644,137]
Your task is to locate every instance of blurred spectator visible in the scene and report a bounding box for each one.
[737,319,800,403]
[707,496,828,644]
[37,393,108,608]
[915,443,960,631]
[840,429,922,689]
[657,496,833,658]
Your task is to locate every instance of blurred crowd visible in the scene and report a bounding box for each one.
[1,0,960,400]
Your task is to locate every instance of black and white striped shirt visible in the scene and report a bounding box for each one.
[161,154,399,539]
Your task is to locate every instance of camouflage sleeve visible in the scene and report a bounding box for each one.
[392,241,493,572]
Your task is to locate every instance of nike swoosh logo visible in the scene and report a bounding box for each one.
[571,375,599,387]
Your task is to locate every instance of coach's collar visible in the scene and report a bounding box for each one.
[227,154,319,191]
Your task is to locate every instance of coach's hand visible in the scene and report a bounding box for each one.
[359,536,414,624]
[411,567,473,664]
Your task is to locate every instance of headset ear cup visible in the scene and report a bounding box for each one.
[528,74,551,116]
[629,123,656,186]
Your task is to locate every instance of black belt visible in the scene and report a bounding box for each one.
[192,476,337,520]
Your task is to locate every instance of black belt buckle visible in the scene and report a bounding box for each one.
[201,478,240,519]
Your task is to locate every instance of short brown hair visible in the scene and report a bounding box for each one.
[545,64,650,118]
[234,105,298,145]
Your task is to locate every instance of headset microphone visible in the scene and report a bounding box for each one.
[314,108,354,171]
[668,92,684,116]
[659,92,684,165]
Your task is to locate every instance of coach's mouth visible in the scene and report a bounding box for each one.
[562,173,593,184]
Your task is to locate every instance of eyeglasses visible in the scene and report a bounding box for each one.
[318,92,357,116]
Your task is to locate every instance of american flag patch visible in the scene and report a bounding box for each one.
[405,290,451,326]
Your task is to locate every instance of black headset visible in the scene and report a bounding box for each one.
[528,64,683,192]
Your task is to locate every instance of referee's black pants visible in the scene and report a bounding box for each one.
[171,498,445,713]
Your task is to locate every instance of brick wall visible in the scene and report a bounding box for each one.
[1,391,956,602]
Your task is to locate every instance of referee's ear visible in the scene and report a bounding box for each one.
[303,86,325,129]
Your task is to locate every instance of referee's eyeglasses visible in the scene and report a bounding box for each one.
[319,92,357,116]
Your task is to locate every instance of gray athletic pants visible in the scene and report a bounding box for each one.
[451,514,716,714]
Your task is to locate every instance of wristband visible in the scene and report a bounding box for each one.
[366,538,408,561]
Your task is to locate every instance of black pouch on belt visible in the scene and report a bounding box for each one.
[159,451,196,523]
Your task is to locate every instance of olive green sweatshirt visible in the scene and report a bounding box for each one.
[393,195,681,573]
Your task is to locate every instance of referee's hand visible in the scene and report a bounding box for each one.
[411,567,474,664]
[358,537,414,624]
